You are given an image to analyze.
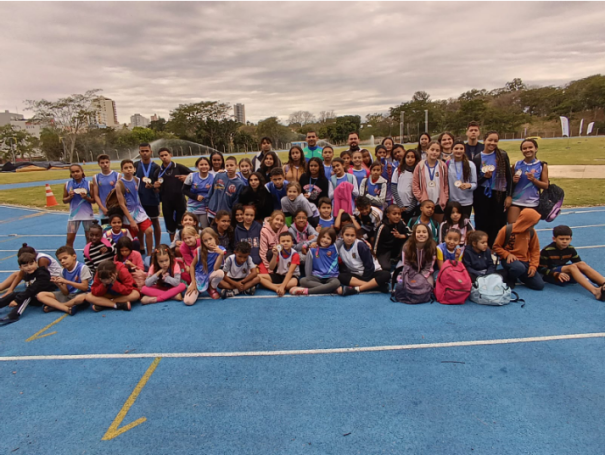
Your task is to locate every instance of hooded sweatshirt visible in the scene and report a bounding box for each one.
[235,221,262,265]
[492,209,541,267]
[259,220,289,268]
[289,222,319,253]
[280,194,319,219]
[412,159,449,210]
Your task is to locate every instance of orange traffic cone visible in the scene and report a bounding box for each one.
[45,183,58,207]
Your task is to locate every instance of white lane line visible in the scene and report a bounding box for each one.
[1,332,604,362]
[576,245,605,249]
[560,209,605,215]
[536,224,605,232]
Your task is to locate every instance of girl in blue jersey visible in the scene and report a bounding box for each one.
[63,164,96,247]
[349,150,369,191]
[184,228,226,303]
[508,138,549,224]
[183,157,214,228]
[336,224,391,296]
[290,227,341,296]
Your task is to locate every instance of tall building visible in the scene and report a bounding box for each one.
[130,113,150,128]
[234,103,246,123]
[0,110,24,126]
[91,96,118,127]
[150,114,158,122]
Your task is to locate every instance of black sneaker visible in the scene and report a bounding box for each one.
[341,286,359,296]
[220,289,228,300]
[115,302,131,311]
[247,286,256,296]
[0,314,19,326]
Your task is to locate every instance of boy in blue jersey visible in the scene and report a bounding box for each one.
[317,198,335,229]
[92,154,120,224]
[36,246,91,315]
[265,167,289,211]
[207,156,246,221]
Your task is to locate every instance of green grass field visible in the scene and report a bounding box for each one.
[0,137,603,209]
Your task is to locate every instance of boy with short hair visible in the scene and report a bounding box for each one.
[265,167,289,211]
[317,198,334,229]
[492,208,544,290]
[92,154,121,224]
[219,241,260,298]
[259,232,300,297]
[207,156,246,220]
[252,137,273,171]
[354,196,383,243]
[0,253,57,325]
[539,225,605,300]
[407,200,439,240]
[86,260,140,311]
[322,147,334,178]
[116,159,154,256]
[36,246,91,315]
[465,121,484,160]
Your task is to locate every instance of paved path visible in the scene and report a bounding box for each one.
[547,165,604,179]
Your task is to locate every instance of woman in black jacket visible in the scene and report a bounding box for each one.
[299,157,332,209]
[472,131,513,247]
[238,172,274,222]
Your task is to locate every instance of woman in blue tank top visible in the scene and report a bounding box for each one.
[509,139,549,223]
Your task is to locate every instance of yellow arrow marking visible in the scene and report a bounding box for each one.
[102,357,162,441]
[26,314,68,342]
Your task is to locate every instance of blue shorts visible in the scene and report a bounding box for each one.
[544,266,577,285]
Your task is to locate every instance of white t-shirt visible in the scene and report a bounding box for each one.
[222,254,257,280]
[423,162,441,204]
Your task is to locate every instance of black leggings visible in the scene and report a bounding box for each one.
[162,197,187,235]
[339,271,391,287]
[473,189,507,247]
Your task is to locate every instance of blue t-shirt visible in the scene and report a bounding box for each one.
[323,164,333,179]
[351,169,368,191]
[512,160,542,207]
[318,217,334,229]
[479,152,497,190]
[95,171,120,208]
[310,244,339,278]
[266,181,289,210]
[186,173,214,214]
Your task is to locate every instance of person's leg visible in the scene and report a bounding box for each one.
[36,291,71,314]
[0,292,17,309]
[84,293,116,309]
[141,285,164,304]
[502,260,526,284]
[376,252,391,272]
[218,280,235,290]
[163,200,177,242]
[461,205,473,220]
[561,264,602,299]
[82,220,93,244]
[199,213,210,229]
[519,267,545,290]
[284,277,298,291]
[152,283,186,302]
[0,272,19,293]
[259,274,280,292]
[184,289,199,305]
[209,271,225,289]
[473,190,489,239]
[575,262,605,286]
[305,277,340,295]
[144,226,153,258]
[174,199,187,235]
[242,276,261,290]
[152,218,162,249]
[507,205,522,224]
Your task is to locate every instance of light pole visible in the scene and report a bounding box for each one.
[7,137,17,163]
[400,111,404,143]
[59,136,67,162]
[424,110,429,133]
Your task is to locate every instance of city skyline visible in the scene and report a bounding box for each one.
[1,2,604,124]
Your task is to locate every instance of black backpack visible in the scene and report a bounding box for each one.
[537,182,565,222]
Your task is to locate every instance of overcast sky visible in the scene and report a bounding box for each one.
[1,2,604,124]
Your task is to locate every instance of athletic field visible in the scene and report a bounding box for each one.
[1,204,604,454]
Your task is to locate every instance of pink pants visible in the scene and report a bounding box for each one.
[140,283,187,302]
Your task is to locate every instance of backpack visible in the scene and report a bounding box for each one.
[469,273,523,306]
[435,260,472,305]
[537,182,564,222]
[504,223,535,248]
[390,265,434,304]
[104,178,125,211]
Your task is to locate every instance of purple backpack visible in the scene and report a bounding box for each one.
[391,265,434,304]
[537,183,564,222]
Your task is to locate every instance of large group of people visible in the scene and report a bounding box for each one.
[1,121,604,325]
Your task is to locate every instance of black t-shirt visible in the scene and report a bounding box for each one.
[153,162,192,199]
[465,142,484,160]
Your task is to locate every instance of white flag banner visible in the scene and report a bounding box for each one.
[560,116,570,137]
[579,119,584,136]
[587,122,595,135]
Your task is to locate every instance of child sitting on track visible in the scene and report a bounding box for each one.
[317,197,335,229]
[336,224,391,296]
[234,205,262,266]
[290,228,341,296]
[219,241,260,298]
[436,229,464,269]
[400,224,437,286]
[0,252,58,325]
[539,225,605,300]
[87,260,140,312]
[289,210,318,259]
[373,205,411,271]
[280,182,320,227]
[103,213,137,249]
[259,232,301,297]
[36,246,91,315]
[462,230,497,283]
[408,200,439,240]
[184,228,226,303]
[170,212,199,254]
[260,210,289,272]
[141,245,187,304]
[114,237,147,289]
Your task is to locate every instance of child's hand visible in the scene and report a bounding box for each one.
[213,246,224,254]
[125,260,135,268]
[392,229,405,239]
[513,174,521,184]
[483,170,493,179]
[130,223,139,233]
[527,266,537,278]
[52,276,66,285]
[186,283,196,296]
[302,245,308,255]
[68,190,75,197]
[276,285,285,297]
[8,300,18,307]
[338,209,345,216]
[197,195,204,202]
[558,272,570,282]
[309,242,317,249]
[100,247,108,254]
[156,269,164,277]
[271,246,279,256]
[176,240,182,247]
[506,254,518,264]
[236,281,245,292]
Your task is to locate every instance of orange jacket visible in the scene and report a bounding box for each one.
[493,209,541,267]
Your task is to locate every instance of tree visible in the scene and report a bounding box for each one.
[167,101,233,149]
[256,117,296,148]
[320,115,361,143]
[0,125,38,161]
[318,110,336,123]
[288,110,316,127]
[130,127,156,145]
[39,128,64,161]
[149,117,167,132]
[25,89,101,162]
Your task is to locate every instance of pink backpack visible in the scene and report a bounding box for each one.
[83,238,113,261]
[435,260,472,305]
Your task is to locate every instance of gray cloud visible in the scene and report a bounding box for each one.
[1,2,603,123]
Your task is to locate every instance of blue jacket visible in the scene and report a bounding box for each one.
[462,246,496,278]
[234,221,262,265]
[207,172,246,216]
[265,181,289,211]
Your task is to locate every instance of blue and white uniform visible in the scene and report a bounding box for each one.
[194,246,226,292]
[185,172,214,215]
[308,244,339,279]
[120,177,149,225]
[512,160,543,207]
[62,261,92,294]
[66,179,95,222]
[93,171,120,209]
